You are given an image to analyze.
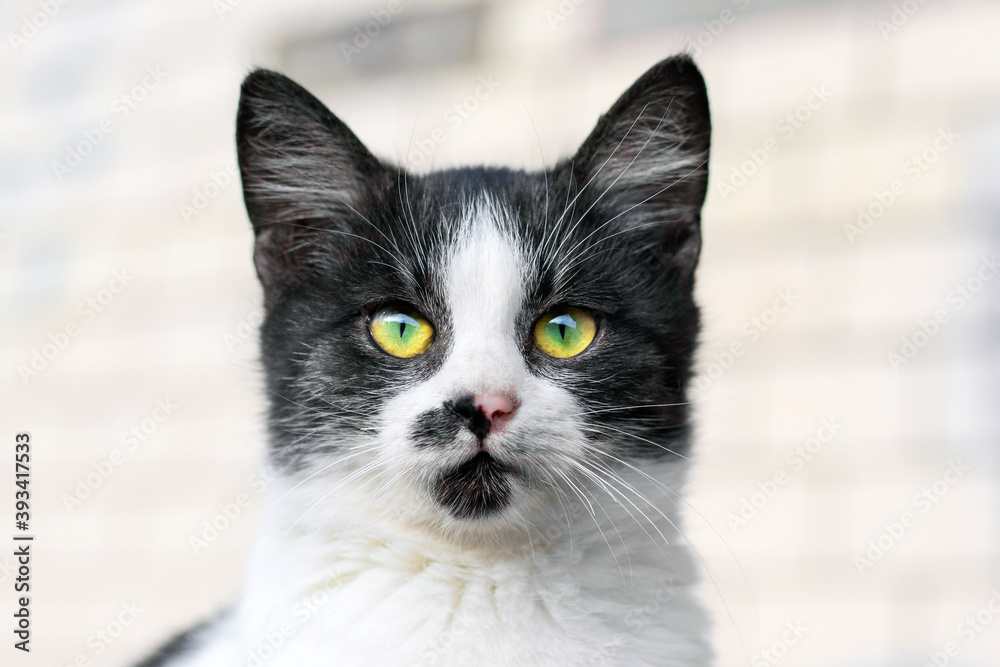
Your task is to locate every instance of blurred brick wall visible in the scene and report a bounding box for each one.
[1,0,998,665]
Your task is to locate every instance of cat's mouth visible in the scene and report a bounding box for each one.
[434,451,513,519]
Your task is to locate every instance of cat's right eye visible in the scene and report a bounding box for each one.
[368,306,434,358]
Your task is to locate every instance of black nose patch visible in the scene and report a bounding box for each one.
[447,394,490,440]
[410,394,490,448]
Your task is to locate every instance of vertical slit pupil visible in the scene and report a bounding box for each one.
[399,321,407,337]
[558,323,566,340]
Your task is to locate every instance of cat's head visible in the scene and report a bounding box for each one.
[236,56,710,544]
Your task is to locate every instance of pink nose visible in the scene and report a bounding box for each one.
[474,395,517,431]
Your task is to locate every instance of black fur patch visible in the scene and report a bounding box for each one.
[435,452,513,519]
[411,406,461,447]
[131,613,220,667]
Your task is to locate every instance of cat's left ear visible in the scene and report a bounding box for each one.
[564,55,711,279]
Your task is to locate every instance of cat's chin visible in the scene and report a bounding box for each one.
[389,462,557,555]
[434,451,513,519]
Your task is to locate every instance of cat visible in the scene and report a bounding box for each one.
[138,53,712,667]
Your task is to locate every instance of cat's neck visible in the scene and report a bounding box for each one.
[247,457,695,594]
[217,459,707,667]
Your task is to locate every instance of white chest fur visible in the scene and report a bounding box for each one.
[175,461,711,667]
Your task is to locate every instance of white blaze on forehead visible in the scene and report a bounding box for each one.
[443,204,526,394]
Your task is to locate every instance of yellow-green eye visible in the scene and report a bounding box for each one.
[369,306,434,358]
[534,306,597,358]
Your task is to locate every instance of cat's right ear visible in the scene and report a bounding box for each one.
[236,69,389,305]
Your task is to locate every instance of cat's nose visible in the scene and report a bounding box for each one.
[474,395,516,430]
[449,394,517,440]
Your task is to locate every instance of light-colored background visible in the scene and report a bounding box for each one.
[2,0,998,665]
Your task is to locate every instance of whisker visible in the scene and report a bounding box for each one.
[556,154,709,276]
[259,466,402,632]
[543,104,654,269]
[582,422,690,460]
[573,450,754,664]
[572,401,691,417]
[184,443,382,627]
[554,100,675,265]
[553,465,628,586]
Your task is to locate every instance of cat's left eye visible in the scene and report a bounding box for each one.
[534,306,597,358]
[369,306,434,358]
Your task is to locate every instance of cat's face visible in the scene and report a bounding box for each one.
[236,57,710,541]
